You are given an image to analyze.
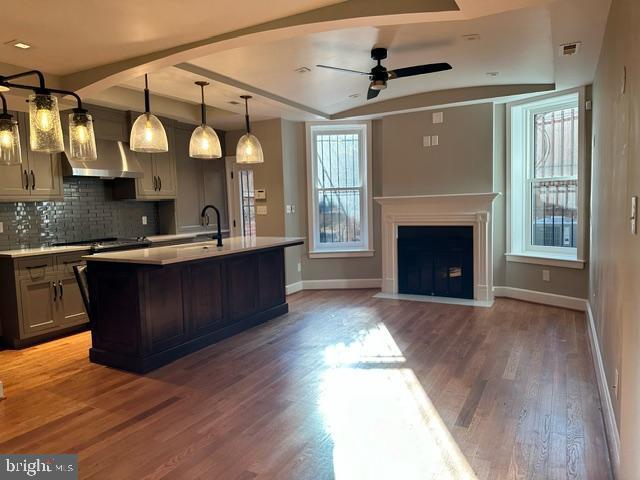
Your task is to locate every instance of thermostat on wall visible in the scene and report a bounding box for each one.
[255,189,266,200]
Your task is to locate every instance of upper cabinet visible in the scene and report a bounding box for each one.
[0,112,62,202]
[113,114,178,200]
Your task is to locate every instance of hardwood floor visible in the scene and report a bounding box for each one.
[0,290,611,479]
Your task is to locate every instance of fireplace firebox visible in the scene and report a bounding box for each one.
[397,226,474,299]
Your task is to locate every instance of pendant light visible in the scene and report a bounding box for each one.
[236,95,263,164]
[0,69,97,161]
[0,93,22,165]
[130,74,168,153]
[28,90,64,153]
[189,81,221,159]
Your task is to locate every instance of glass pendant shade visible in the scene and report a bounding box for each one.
[236,133,264,164]
[0,115,22,165]
[130,112,168,153]
[69,111,97,161]
[28,93,64,153]
[189,124,221,158]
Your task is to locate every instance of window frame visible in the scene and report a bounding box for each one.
[305,121,374,258]
[506,88,586,269]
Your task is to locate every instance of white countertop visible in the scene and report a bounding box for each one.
[85,236,305,265]
[146,231,230,243]
[0,245,91,258]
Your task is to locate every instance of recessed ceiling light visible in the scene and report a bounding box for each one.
[462,34,480,42]
[348,93,360,98]
[486,72,499,77]
[294,67,311,74]
[13,42,31,49]
[559,42,581,57]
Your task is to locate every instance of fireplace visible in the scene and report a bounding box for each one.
[375,193,499,303]
[398,226,474,299]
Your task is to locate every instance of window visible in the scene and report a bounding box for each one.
[306,122,373,257]
[507,89,585,268]
[239,169,256,237]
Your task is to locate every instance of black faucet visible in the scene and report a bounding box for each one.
[200,205,223,247]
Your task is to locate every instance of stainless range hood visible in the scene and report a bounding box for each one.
[62,139,143,179]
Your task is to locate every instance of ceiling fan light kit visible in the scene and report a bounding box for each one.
[317,47,452,100]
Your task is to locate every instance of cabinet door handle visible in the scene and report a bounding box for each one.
[152,176,158,191]
[158,176,162,191]
[26,264,48,270]
[30,170,35,190]
[52,282,57,302]
[23,170,29,190]
[58,280,64,299]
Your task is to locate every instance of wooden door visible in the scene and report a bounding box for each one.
[175,126,205,232]
[136,152,157,197]
[189,261,225,334]
[57,274,89,327]
[19,275,58,336]
[227,254,259,321]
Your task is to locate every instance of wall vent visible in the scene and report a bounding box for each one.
[559,42,582,56]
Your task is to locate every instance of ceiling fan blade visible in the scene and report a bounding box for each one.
[367,86,380,100]
[388,62,452,79]
[316,64,371,76]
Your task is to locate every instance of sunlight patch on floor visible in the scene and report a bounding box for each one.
[319,324,478,480]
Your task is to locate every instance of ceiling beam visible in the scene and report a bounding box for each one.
[175,63,331,119]
[330,83,557,119]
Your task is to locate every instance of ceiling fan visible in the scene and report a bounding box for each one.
[317,47,452,100]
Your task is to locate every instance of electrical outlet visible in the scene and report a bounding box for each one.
[297,262,302,272]
[614,369,619,398]
[542,270,550,282]
[0,221,3,234]
[431,135,439,146]
[286,205,292,214]
[142,216,148,225]
[291,205,296,214]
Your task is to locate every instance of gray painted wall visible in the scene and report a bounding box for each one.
[0,177,159,250]
[590,0,639,475]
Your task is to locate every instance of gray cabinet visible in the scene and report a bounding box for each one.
[0,251,89,347]
[0,112,62,202]
[172,123,228,233]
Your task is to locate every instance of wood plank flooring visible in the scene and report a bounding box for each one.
[0,290,611,479]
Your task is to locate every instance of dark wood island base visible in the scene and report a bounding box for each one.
[86,238,303,373]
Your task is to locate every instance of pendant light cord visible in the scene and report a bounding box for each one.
[244,97,251,134]
[144,74,150,113]
[200,84,207,125]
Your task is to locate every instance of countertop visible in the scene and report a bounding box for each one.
[85,236,305,266]
[0,245,91,258]
[146,231,230,243]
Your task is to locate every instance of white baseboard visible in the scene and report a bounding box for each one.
[586,302,620,478]
[286,278,381,294]
[285,281,304,295]
[493,286,588,311]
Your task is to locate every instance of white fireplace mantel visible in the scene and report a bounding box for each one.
[375,193,500,302]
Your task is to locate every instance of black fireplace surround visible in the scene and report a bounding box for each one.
[397,226,474,299]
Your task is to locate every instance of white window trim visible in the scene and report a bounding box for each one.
[506,87,587,269]
[305,121,374,258]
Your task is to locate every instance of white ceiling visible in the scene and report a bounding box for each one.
[0,0,342,75]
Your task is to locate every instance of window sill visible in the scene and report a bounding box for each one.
[505,252,585,269]
[309,249,375,259]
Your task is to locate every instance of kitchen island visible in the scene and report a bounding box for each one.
[85,236,304,373]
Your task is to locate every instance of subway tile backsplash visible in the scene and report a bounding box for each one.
[0,178,159,251]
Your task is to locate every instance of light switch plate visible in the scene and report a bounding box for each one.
[542,269,550,282]
[0,221,3,234]
[141,216,148,226]
[423,136,431,147]
[255,189,266,200]
[432,112,443,124]
[257,205,268,215]
[431,135,439,146]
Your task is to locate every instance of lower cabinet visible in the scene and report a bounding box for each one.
[0,252,89,347]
